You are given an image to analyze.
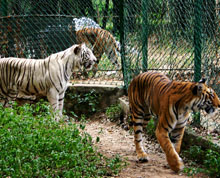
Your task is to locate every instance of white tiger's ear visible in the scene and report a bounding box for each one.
[81,43,86,48]
[74,43,86,55]
[91,45,95,50]
[74,44,81,55]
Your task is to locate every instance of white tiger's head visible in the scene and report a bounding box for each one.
[73,43,97,71]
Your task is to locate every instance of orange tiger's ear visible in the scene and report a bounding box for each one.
[199,78,206,84]
[192,83,203,96]
[192,78,206,95]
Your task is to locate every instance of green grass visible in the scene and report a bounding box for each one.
[0,101,125,178]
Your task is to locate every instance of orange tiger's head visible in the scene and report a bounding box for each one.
[191,78,220,114]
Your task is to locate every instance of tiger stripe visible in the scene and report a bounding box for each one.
[76,27,120,69]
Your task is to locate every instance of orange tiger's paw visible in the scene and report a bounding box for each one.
[168,157,184,172]
[137,152,149,163]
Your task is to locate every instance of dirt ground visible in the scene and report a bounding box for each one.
[84,114,206,178]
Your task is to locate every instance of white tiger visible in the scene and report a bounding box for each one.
[0,43,97,118]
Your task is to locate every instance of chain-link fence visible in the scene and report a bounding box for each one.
[119,0,219,132]
[121,0,219,90]
[0,0,220,130]
[0,0,123,85]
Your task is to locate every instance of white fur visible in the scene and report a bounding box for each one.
[0,44,97,120]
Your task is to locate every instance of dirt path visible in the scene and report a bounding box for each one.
[84,114,202,178]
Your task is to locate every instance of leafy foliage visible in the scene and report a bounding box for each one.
[105,104,122,121]
[65,89,100,116]
[0,101,124,177]
[183,145,220,177]
[204,150,220,177]
[145,118,156,137]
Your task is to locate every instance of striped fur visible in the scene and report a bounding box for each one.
[0,43,97,119]
[76,27,120,69]
[128,71,220,172]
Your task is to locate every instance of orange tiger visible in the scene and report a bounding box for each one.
[128,71,220,172]
[76,28,120,69]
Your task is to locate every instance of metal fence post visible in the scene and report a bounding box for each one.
[194,0,202,82]
[119,0,127,89]
[1,0,8,16]
[142,0,148,71]
[193,0,203,126]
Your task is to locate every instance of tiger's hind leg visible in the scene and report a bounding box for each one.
[131,111,151,162]
[143,113,152,128]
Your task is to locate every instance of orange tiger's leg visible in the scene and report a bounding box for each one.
[156,117,184,172]
[132,113,149,162]
[170,127,185,154]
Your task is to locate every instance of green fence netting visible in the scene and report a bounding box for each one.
[0,0,220,129]
[121,0,219,90]
[0,0,123,85]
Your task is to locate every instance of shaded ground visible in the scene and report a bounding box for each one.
[84,113,206,178]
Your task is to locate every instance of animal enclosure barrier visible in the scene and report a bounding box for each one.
[0,0,220,129]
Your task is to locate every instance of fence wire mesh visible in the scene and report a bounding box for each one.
[0,0,123,85]
[0,0,220,131]
[122,0,219,88]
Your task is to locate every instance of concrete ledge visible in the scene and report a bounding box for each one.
[71,83,124,89]
[119,96,130,116]
[64,84,125,116]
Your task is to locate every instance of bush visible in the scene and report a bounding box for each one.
[65,89,100,117]
[204,150,220,178]
[105,104,122,122]
[183,145,220,178]
[0,101,124,177]
[145,118,156,137]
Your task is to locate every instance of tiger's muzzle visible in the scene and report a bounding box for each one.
[83,56,98,70]
[204,106,215,114]
[197,102,217,114]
